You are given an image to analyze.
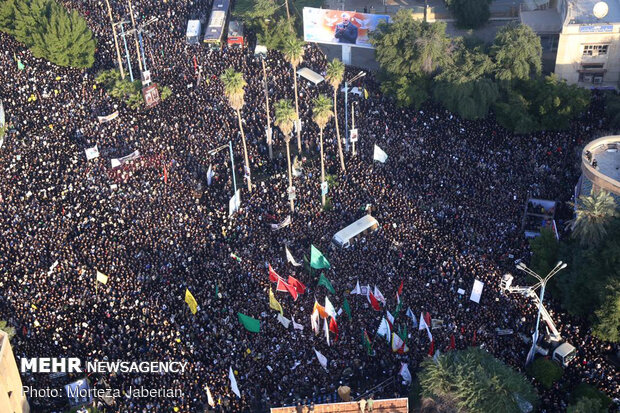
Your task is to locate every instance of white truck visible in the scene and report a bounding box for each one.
[186,20,202,44]
[501,273,577,367]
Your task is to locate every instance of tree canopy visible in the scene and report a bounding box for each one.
[491,23,541,81]
[419,347,538,413]
[0,0,95,68]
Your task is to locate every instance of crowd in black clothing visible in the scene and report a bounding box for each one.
[0,0,618,412]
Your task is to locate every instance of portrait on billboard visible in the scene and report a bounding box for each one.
[303,7,390,49]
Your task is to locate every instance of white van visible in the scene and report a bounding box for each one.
[332,215,379,248]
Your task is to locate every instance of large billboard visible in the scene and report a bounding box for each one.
[303,7,390,49]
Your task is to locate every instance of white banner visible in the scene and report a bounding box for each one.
[97,111,119,124]
[470,279,484,304]
[271,215,291,231]
[84,145,100,160]
[111,150,140,168]
[228,189,241,217]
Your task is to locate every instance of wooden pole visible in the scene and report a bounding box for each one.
[127,0,144,74]
[104,0,125,79]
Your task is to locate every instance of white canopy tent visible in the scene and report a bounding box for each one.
[297,67,324,85]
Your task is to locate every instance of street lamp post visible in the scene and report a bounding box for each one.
[115,21,134,82]
[344,71,365,153]
[515,261,567,365]
[351,101,358,156]
[261,57,273,160]
[104,0,125,79]
[208,142,237,196]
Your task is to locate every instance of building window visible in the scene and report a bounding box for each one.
[583,44,608,56]
[579,72,604,83]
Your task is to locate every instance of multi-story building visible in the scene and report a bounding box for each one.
[0,331,30,413]
[521,0,620,88]
[577,135,620,202]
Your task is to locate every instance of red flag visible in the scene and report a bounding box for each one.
[450,334,456,350]
[329,317,338,341]
[287,276,306,294]
[269,264,279,283]
[163,163,168,184]
[284,281,299,301]
[276,277,288,292]
[424,312,431,327]
[193,55,198,72]
[368,291,381,311]
[397,279,403,297]
[473,330,477,345]
[428,339,435,357]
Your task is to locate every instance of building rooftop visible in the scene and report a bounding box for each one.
[521,8,563,32]
[581,136,620,197]
[567,0,620,25]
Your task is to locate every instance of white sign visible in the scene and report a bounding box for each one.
[293,119,302,133]
[350,128,358,143]
[287,186,296,200]
[321,181,328,195]
[470,279,484,304]
[266,127,273,144]
[228,189,241,216]
[84,146,100,160]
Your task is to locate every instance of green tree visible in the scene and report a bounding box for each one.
[371,10,451,108]
[528,228,559,278]
[569,191,618,247]
[570,383,612,410]
[312,94,333,207]
[446,0,491,29]
[325,58,346,172]
[592,287,620,342]
[527,357,563,389]
[604,91,620,130]
[220,68,252,193]
[0,320,15,340]
[491,23,541,81]
[274,99,297,212]
[433,45,498,119]
[282,36,304,153]
[567,397,605,413]
[419,347,538,413]
[2,0,95,68]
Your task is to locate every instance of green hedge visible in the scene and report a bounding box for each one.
[570,383,611,410]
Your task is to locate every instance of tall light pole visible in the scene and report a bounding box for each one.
[351,101,358,156]
[114,21,134,82]
[208,142,237,196]
[261,57,273,160]
[104,0,125,79]
[515,261,567,365]
[127,0,143,73]
[344,71,365,152]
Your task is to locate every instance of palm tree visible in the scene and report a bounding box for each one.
[282,36,305,154]
[0,320,15,340]
[568,190,619,247]
[312,94,333,207]
[415,22,451,75]
[325,58,346,172]
[274,99,297,212]
[220,68,252,193]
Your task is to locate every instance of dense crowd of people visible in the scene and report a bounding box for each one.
[0,0,618,411]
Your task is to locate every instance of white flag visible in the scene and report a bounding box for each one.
[406,307,418,328]
[324,317,330,346]
[206,385,215,407]
[277,313,291,329]
[229,367,240,398]
[386,310,394,326]
[207,164,215,186]
[373,144,388,163]
[84,145,100,160]
[350,280,361,295]
[470,279,484,304]
[313,348,328,371]
[399,363,412,384]
[311,309,320,335]
[325,297,337,319]
[47,260,59,276]
[285,246,302,267]
[419,312,433,341]
[377,317,391,342]
[292,316,304,331]
[374,285,386,304]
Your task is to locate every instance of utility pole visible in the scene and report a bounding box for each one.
[104,0,125,79]
[116,21,134,81]
[261,58,273,160]
[351,102,357,156]
[127,0,144,73]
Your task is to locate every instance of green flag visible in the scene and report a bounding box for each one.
[343,297,351,321]
[237,312,260,333]
[362,330,373,355]
[310,245,330,269]
[317,273,335,294]
[398,324,408,344]
[394,299,403,319]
